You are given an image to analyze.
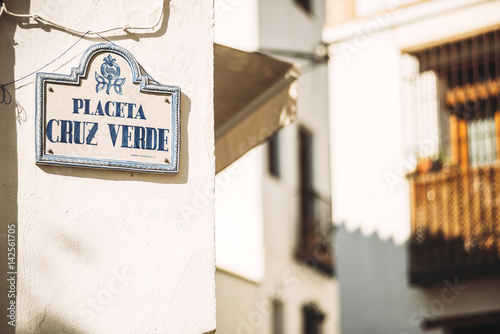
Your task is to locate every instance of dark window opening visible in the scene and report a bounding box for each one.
[268,133,281,178]
[295,0,312,14]
[299,127,313,194]
[410,29,500,170]
[296,127,334,276]
[299,127,314,235]
[302,304,324,334]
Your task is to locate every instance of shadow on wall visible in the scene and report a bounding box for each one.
[335,225,421,334]
[16,312,87,334]
[335,224,500,334]
[0,0,26,332]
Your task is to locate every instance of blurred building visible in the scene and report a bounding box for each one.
[214,0,339,333]
[0,0,216,333]
[324,0,500,333]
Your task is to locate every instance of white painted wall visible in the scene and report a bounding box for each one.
[324,0,500,333]
[0,0,215,333]
[214,0,260,50]
[215,0,339,333]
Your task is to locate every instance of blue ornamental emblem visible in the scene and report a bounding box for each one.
[95,55,126,95]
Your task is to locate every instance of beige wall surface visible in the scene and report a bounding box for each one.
[0,0,215,333]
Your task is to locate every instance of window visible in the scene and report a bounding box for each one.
[272,300,284,334]
[302,304,324,334]
[406,29,500,170]
[268,133,281,178]
[405,29,500,285]
[296,127,334,276]
[299,127,313,193]
[295,0,312,14]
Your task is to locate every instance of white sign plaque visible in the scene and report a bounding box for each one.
[36,43,180,173]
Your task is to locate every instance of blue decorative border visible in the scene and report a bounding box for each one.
[35,43,180,173]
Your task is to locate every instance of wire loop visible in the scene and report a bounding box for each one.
[0,84,12,105]
[0,2,164,37]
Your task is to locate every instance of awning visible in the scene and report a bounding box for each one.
[422,310,500,332]
[214,44,300,173]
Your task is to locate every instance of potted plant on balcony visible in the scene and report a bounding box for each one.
[406,154,447,177]
[419,158,444,173]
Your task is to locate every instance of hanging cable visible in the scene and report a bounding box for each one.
[0,1,164,37]
[0,31,90,105]
[0,1,166,105]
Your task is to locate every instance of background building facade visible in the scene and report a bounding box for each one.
[215,0,339,333]
[324,0,500,333]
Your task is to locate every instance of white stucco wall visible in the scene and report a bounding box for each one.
[0,0,215,333]
[354,0,421,17]
[214,0,260,50]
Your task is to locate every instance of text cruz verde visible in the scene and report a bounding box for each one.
[46,98,170,151]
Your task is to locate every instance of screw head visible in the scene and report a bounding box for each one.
[164,158,170,164]
[165,97,170,103]
[47,148,53,154]
[48,87,54,93]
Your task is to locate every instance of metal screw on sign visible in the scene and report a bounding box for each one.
[165,97,170,104]
[164,158,170,164]
[48,87,54,92]
[47,148,53,154]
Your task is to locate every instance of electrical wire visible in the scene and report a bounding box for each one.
[0,1,165,104]
[0,1,164,37]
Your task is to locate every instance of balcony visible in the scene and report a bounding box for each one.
[409,165,500,285]
[296,190,334,276]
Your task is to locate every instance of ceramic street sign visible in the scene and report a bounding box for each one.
[36,43,180,173]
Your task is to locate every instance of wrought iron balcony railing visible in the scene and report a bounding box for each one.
[296,190,334,276]
[409,165,500,285]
